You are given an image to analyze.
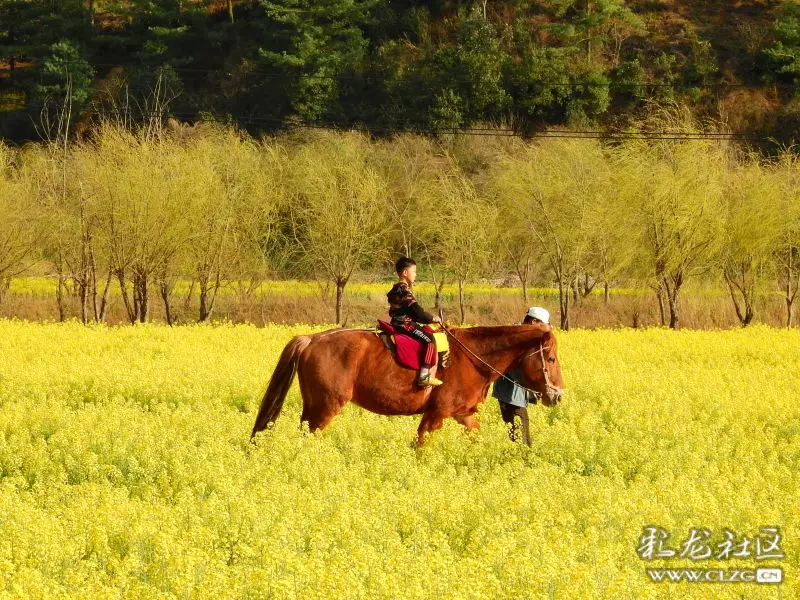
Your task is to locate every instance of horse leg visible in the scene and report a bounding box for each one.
[416,412,445,448]
[298,369,350,433]
[299,401,342,432]
[453,414,480,432]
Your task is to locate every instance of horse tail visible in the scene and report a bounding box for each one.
[251,335,312,439]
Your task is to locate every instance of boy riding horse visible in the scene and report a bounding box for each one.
[387,257,443,387]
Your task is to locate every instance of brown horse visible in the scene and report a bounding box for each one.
[250,323,565,446]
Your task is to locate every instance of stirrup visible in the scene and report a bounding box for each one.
[417,374,443,387]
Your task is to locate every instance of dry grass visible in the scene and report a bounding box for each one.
[0,280,793,329]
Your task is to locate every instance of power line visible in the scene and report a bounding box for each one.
[4,58,798,90]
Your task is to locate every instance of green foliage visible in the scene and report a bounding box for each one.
[34,39,95,106]
[125,0,211,66]
[429,13,509,126]
[566,67,611,125]
[427,88,465,132]
[0,0,89,62]
[545,0,645,66]
[257,0,381,122]
[683,32,719,104]
[652,52,679,104]
[2,0,800,142]
[610,57,646,111]
[505,38,573,126]
[764,0,800,83]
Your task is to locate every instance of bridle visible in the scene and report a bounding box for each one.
[531,342,558,398]
[439,321,560,400]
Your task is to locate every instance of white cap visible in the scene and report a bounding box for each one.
[525,306,550,324]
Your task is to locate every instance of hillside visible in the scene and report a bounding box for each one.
[1,0,798,148]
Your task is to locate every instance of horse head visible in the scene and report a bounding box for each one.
[519,325,565,406]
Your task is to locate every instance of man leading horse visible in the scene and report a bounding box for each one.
[492,306,552,447]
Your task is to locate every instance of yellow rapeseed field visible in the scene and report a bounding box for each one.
[0,321,796,599]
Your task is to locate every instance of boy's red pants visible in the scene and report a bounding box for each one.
[397,322,437,368]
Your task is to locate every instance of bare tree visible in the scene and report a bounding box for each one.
[430,164,496,324]
[774,155,800,327]
[88,125,189,323]
[721,162,780,327]
[0,145,44,304]
[373,134,441,259]
[186,132,286,323]
[288,131,387,324]
[619,137,726,330]
[495,206,537,302]
[490,139,605,330]
[33,79,77,321]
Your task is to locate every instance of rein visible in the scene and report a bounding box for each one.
[438,321,552,400]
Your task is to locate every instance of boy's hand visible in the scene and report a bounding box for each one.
[432,316,442,324]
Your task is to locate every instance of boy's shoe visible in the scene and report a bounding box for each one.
[417,373,444,387]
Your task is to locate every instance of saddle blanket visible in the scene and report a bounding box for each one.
[376,320,449,370]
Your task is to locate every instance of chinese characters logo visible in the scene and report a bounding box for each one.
[636,526,785,584]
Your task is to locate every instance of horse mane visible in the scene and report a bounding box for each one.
[451,323,551,354]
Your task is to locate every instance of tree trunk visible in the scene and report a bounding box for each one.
[140,278,149,322]
[667,294,680,330]
[184,279,196,314]
[199,279,210,323]
[458,278,466,325]
[517,257,530,303]
[572,275,581,307]
[582,272,595,297]
[132,268,149,323]
[209,270,221,321]
[88,238,99,322]
[664,274,683,330]
[143,284,149,322]
[56,263,66,323]
[198,272,221,323]
[724,272,754,328]
[77,203,91,324]
[335,278,346,325]
[655,283,666,326]
[435,279,445,310]
[586,0,593,65]
[558,278,570,331]
[117,270,136,324]
[79,278,89,324]
[784,252,797,328]
[98,269,112,323]
[160,280,173,326]
[604,281,609,304]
